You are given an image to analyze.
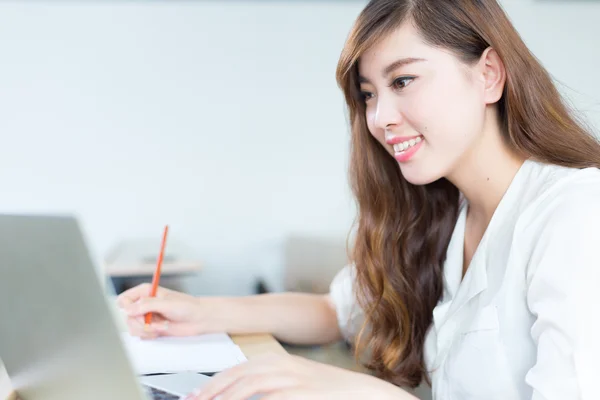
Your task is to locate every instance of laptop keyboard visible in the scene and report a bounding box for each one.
[145,385,180,400]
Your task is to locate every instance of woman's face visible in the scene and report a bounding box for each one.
[358,22,488,185]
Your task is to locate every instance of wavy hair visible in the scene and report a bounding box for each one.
[336,0,600,388]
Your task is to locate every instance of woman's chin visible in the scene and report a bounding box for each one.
[399,163,441,186]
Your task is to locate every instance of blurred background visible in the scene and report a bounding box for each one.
[0,0,364,298]
[0,0,598,297]
[0,0,598,395]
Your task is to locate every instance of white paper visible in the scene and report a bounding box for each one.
[121,332,247,375]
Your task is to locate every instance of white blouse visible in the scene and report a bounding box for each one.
[329,159,600,399]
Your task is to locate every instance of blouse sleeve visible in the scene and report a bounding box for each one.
[328,264,365,342]
[524,188,600,399]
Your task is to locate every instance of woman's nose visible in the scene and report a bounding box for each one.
[373,97,404,131]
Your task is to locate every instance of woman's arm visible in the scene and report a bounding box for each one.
[214,293,343,345]
[524,192,600,399]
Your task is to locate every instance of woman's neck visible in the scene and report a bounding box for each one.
[447,115,525,224]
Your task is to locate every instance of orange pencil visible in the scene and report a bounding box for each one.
[145,225,169,328]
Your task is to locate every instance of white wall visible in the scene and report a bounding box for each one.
[500,0,600,130]
[0,1,366,295]
[0,0,598,296]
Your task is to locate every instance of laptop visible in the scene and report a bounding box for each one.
[0,214,220,400]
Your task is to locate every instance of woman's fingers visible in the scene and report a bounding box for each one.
[261,388,307,400]
[126,316,159,339]
[125,315,170,337]
[210,373,298,400]
[117,283,153,308]
[194,354,292,400]
[124,296,176,318]
[193,363,259,400]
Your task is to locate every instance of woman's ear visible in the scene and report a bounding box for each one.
[479,47,506,105]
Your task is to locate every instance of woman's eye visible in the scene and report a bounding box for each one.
[391,77,415,91]
[360,91,374,102]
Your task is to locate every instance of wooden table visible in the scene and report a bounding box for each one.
[231,333,286,359]
[1,333,285,400]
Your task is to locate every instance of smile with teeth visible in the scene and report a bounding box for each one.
[393,136,423,153]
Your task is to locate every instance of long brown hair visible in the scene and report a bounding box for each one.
[336,0,600,388]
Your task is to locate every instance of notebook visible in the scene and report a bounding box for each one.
[121,332,248,375]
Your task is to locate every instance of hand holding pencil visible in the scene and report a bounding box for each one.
[144,224,169,328]
[117,225,231,339]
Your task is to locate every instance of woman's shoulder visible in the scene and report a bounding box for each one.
[517,160,600,233]
[521,159,600,210]
[514,161,600,294]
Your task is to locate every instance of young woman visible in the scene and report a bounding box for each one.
[118,1,600,398]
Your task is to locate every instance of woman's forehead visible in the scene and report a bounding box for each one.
[358,24,439,80]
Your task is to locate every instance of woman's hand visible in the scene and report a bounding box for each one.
[185,352,417,400]
[117,283,226,339]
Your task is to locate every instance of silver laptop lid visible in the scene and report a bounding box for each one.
[0,214,147,400]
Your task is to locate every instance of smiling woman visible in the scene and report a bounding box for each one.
[335,0,600,396]
[119,1,600,399]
